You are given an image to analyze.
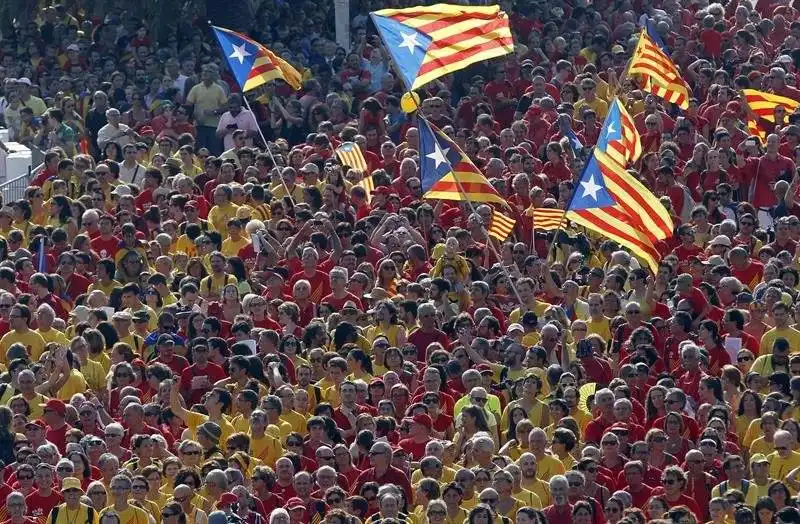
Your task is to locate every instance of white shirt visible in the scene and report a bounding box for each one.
[97,122,134,149]
[118,161,146,184]
[216,109,258,150]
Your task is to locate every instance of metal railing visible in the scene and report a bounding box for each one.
[0,136,43,202]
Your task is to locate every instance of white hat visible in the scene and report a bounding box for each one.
[110,184,132,197]
[507,323,524,334]
[300,163,319,174]
[710,235,732,247]
[66,44,80,52]
[17,77,31,86]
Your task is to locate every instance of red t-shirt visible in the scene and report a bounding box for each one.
[90,235,120,259]
[398,438,429,460]
[287,259,334,304]
[748,154,797,207]
[45,424,71,454]
[153,355,190,376]
[25,489,63,520]
[407,328,451,362]
[321,292,364,312]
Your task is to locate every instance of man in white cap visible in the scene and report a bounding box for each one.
[17,78,46,116]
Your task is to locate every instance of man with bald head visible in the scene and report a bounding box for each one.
[683,449,716,520]
[542,475,572,522]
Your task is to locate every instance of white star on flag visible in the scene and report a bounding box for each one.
[605,122,617,138]
[427,141,450,168]
[581,175,603,201]
[229,43,251,64]
[398,31,422,55]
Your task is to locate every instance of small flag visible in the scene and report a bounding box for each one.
[370,4,514,90]
[357,174,375,204]
[38,237,46,272]
[488,211,516,241]
[530,208,565,231]
[336,142,369,173]
[563,126,584,157]
[417,117,507,207]
[596,98,642,167]
[212,26,302,91]
[628,28,690,109]
[747,119,767,144]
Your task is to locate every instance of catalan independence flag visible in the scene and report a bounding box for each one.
[370,4,514,90]
[488,211,516,241]
[336,142,369,172]
[212,26,302,91]
[530,208,565,231]
[417,117,507,207]
[628,28,690,109]
[566,151,667,272]
[597,98,641,167]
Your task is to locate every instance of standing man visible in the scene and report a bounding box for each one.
[186,65,227,155]
[99,475,149,524]
[47,477,98,524]
[216,94,258,151]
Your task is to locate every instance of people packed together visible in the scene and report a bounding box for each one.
[1,1,800,524]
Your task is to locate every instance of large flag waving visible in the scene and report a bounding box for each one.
[418,117,507,206]
[370,4,514,90]
[212,26,302,91]
[628,27,690,109]
[566,153,664,272]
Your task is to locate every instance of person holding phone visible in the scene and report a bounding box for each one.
[216,93,258,151]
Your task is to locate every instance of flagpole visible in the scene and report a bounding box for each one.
[241,94,296,208]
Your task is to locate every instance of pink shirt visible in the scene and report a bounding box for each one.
[216,109,258,150]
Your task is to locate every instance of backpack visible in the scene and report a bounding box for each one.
[50,505,95,524]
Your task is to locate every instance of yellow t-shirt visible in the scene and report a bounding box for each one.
[88,280,122,298]
[186,82,227,127]
[174,236,197,257]
[89,352,112,375]
[199,274,237,299]
[10,393,47,419]
[184,410,236,447]
[749,436,775,456]
[520,477,551,507]
[767,451,800,493]
[586,317,612,342]
[100,504,149,524]
[124,306,159,332]
[758,326,800,358]
[207,202,240,238]
[280,410,308,435]
[534,453,566,482]
[711,480,759,507]
[57,369,88,400]
[221,236,250,258]
[249,433,284,468]
[513,488,542,509]
[573,97,609,120]
[0,329,47,363]
[79,358,106,393]
[37,328,70,347]
[51,504,99,524]
[509,301,549,324]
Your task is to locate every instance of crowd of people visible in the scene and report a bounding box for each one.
[0,1,800,524]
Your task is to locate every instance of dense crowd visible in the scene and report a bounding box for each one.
[0,1,800,524]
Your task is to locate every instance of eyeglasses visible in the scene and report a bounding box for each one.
[17,475,33,481]
[471,397,488,403]
[480,498,498,504]
[57,466,73,472]
[132,484,148,491]
[182,450,201,455]
[162,513,178,519]
[327,498,342,504]
[663,478,677,485]
[737,356,753,362]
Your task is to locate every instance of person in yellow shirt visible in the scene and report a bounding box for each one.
[758,303,800,358]
[573,78,609,121]
[220,218,250,257]
[585,294,612,341]
[35,303,71,347]
[89,259,123,297]
[270,167,306,203]
[199,253,237,300]
[0,304,46,364]
[121,284,159,332]
[51,476,100,524]
[170,380,235,447]
[749,412,780,457]
[243,409,283,468]
[508,278,549,324]
[768,430,800,494]
[517,452,551,507]
[207,184,240,238]
[100,474,150,524]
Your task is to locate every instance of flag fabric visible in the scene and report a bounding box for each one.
[563,126,584,157]
[370,4,514,90]
[357,175,376,204]
[628,29,690,109]
[747,119,767,144]
[644,19,669,53]
[596,98,642,167]
[417,117,507,206]
[742,89,800,124]
[212,26,302,91]
[565,151,669,272]
[530,208,565,231]
[336,142,369,172]
[488,211,516,241]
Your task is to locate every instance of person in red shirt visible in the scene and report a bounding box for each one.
[682,450,716,521]
[2,491,40,524]
[742,133,796,212]
[90,215,121,260]
[40,399,71,455]
[407,303,450,362]
[332,381,374,443]
[621,461,654,509]
[179,338,227,406]
[322,267,364,311]
[351,442,412,505]
[542,476,573,523]
[152,335,189,376]
[25,464,63,521]
[652,466,703,519]
[133,168,162,212]
[584,389,617,445]
[675,344,707,406]
[397,413,432,461]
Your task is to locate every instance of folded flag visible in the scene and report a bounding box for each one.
[370,4,514,90]
[530,208,566,231]
[488,211,516,241]
[563,126,584,157]
[212,25,302,91]
[417,117,507,207]
[628,28,690,109]
[357,175,376,204]
[747,119,767,144]
[336,142,369,172]
[596,98,642,167]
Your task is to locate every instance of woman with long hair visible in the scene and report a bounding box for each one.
[662,412,691,463]
[347,348,374,382]
[207,284,243,323]
[365,300,407,348]
[645,428,676,470]
[736,390,762,443]
[48,195,78,239]
[453,406,492,459]
[0,406,15,465]
[226,257,251,296]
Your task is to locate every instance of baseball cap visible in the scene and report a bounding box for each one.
[507,323,524,335]
[286,498,305,510]
[39,399,66,416]
[61,477,83,492]
[110,185,132,197]
[156,334,175,346]
[476,363,494,375]
[300,163,319,174]
[750,453,769,465]
[132,310,150,323]
[412,413,432,427]
[710,235,732,247]
[17,77,31,86]
[612,44,625,54]
[218,493,238,507]
[25,420,46,430]
[66,44,80,52]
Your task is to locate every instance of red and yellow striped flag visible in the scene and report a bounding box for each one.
[530,208,565,231]
[742,89,800,122]
[747,119,767,144]
[488,211,516,241]
[628,29,690,109]
[600,98,642,167]
[212,26,302,91]
[357,175,375,204]
[336,142,368,172]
